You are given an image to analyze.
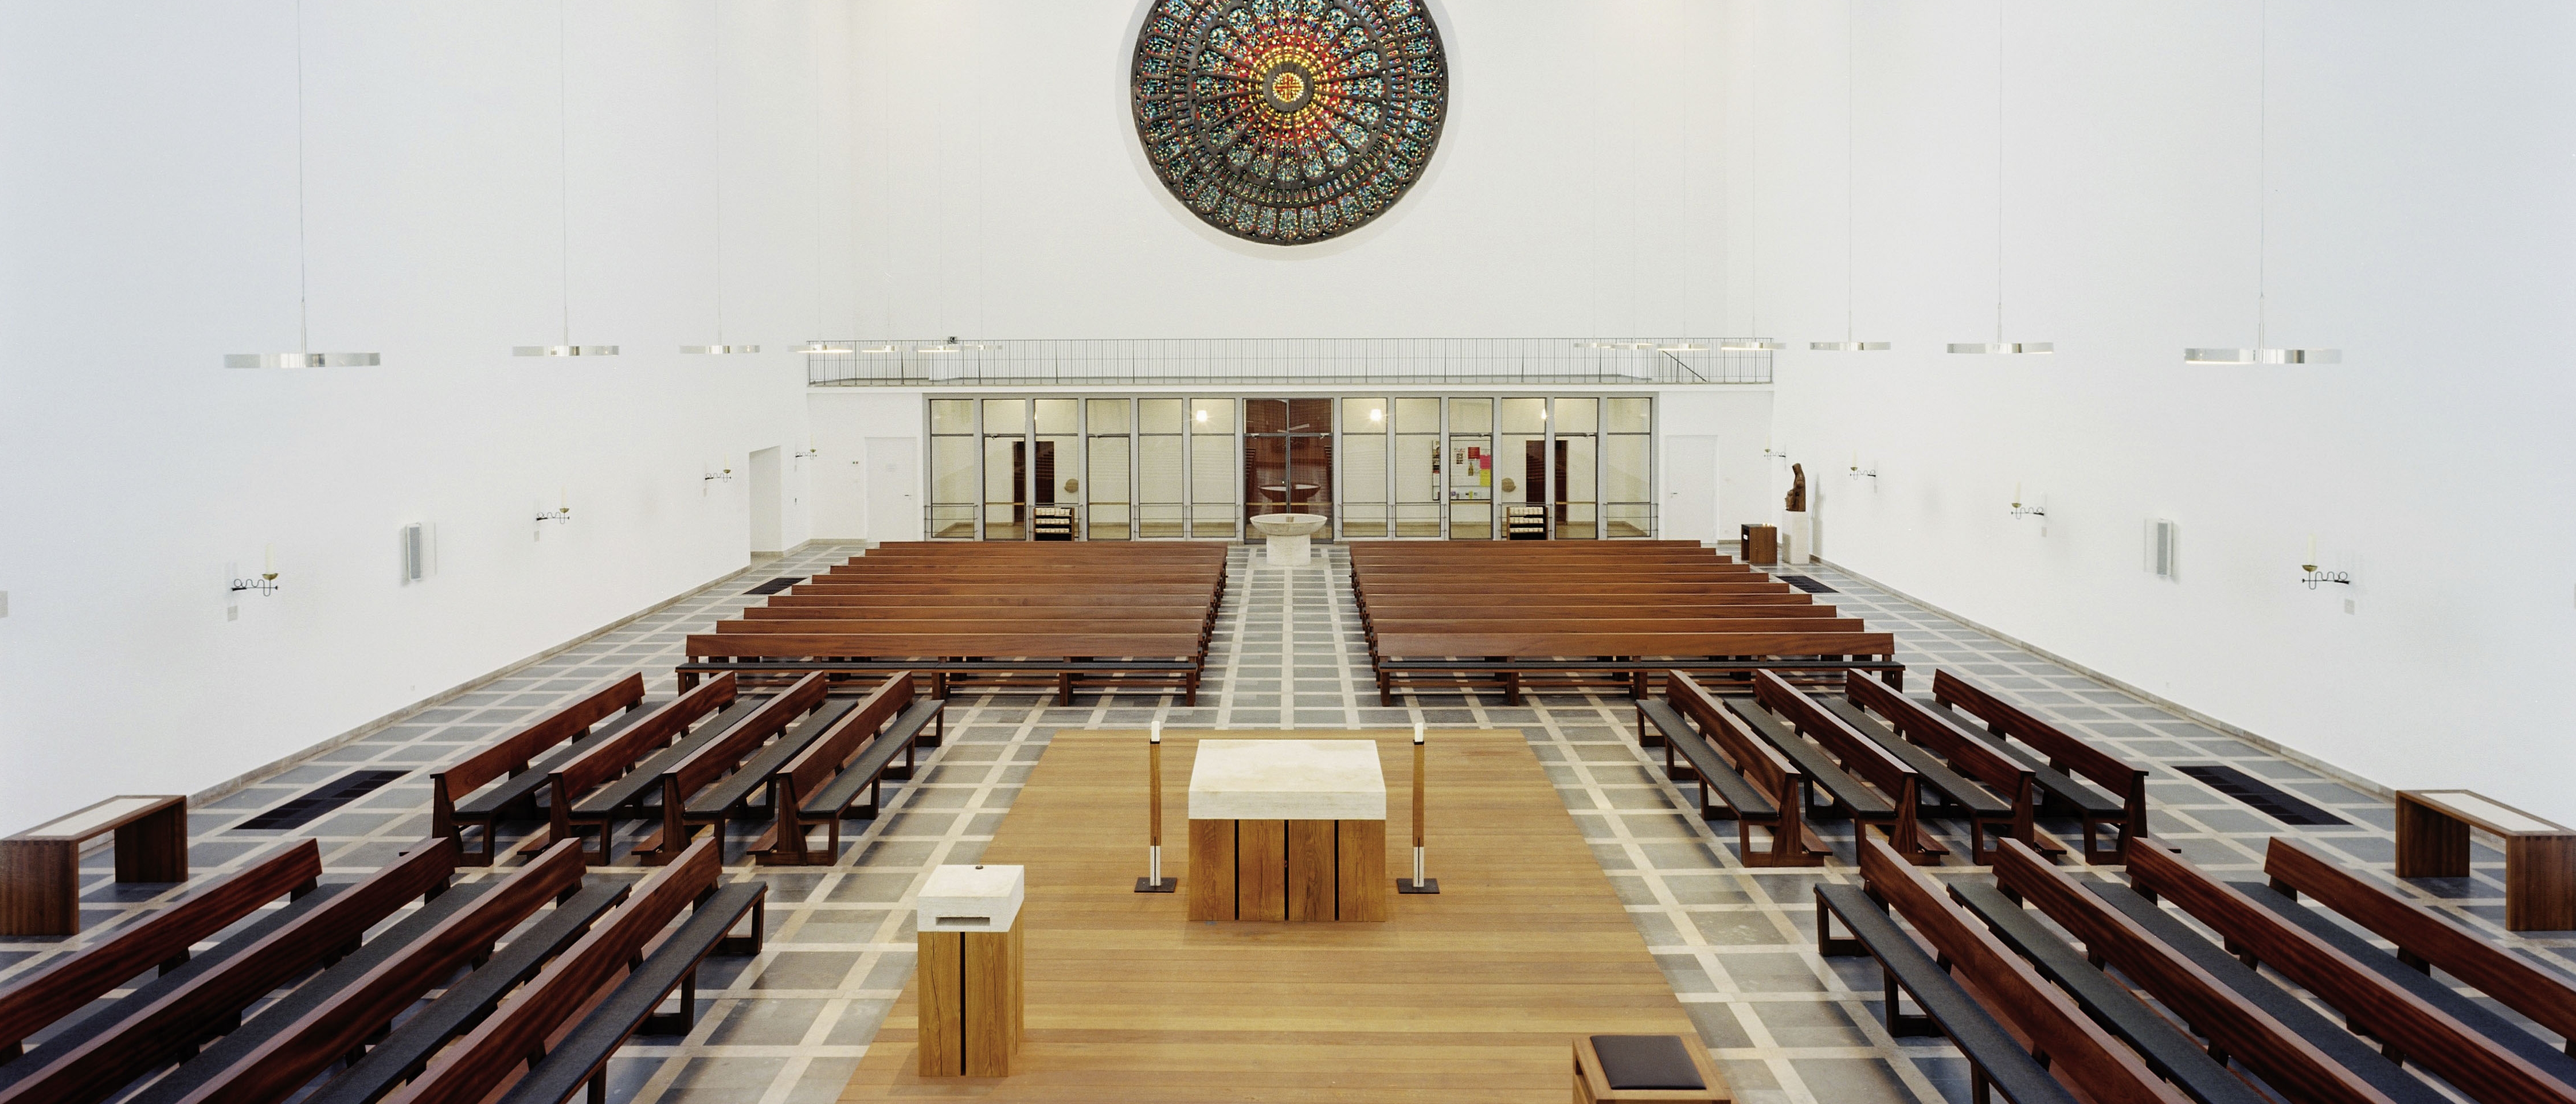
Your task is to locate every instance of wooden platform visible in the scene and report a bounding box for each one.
[839,728,1707,1102]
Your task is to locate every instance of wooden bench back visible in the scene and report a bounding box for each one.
[381,838,720,1104]
[775,675,914,807]
[1933,670,2137,791]
[1666,672,1800,799]
[685,633,1205,661]
[668,672,827,798]
[1358,582,1791,595]
[2265,836,2576,1046]
[438,674,644,799]
[1755,670,1918,805]
[1367,617,1867,635]
[789,582,1218,596]
[0,840,321,1053]
[1856,838,2192,1104]
[2128,841,2575,1104]
[1847,672,2032,803]
[743,604,1211,621]
[553,674,737,798]
[1373,631,1893,659]
[713,618,1207,635]
[1358,594,1817,610]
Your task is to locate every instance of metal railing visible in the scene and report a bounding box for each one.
[805,338,1769,388]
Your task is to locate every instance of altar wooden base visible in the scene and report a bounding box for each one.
[918,926,1025,1076]
[1186,817,1386,922]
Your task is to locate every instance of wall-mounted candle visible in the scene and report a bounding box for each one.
[2305,533,2317,568]
[263,543,276,576]
[1851,450,1859,470]
[2012,481,2022,505]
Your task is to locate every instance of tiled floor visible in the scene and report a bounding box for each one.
[8,541,2568,1104]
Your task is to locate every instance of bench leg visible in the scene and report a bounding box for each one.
[1816,895,1865,957]
[1882,970,1939,1038]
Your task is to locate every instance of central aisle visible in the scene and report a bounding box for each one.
[837,728,1703,1102]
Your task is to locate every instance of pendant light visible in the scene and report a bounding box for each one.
[682,3,757,356]
[515,0,617,358]
[1720,3,1780,353]
[1813,0,1890,352]
[792,33,843,360]
[227,0,378,369]
[1948,1,2050,356]
[2184,0,2337,365]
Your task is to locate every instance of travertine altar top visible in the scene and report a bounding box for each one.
[1187,739,1387,821]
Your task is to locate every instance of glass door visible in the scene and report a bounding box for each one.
[1447,397,1493,539]
[1245,398,1334,533]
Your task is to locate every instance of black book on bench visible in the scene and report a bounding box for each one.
[1590,1035,1707,1091]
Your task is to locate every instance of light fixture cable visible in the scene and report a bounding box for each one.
[226,0,377,368]
[1812,0,1888,351]
[2183,0,2337,365]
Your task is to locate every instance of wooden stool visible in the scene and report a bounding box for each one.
[917,864,1025,1076]
[1574,1034,1728,1103]
[1,795,186,936]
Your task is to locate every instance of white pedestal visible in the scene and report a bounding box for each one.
[919,864,1026,932]
[1248,513,1328,568]
[1778,511,1811,565]
[1188,739,1387,820]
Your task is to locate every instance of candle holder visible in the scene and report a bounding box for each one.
[534,506,572,526]
[703,466,734,483]
[2009,501,2046,520]
[229,572,281,597]
[2299,564,2351,590]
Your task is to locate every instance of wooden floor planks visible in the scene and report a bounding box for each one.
[839,728,1707,1102]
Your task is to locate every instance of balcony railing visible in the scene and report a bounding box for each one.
[804,338,1769,388]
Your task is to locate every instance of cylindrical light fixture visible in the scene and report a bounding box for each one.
[228,1,378,370]
[1951,3,2048,357]
[681,344,761,354]
[1811,341,1891,352]
[227,352,381,369]
[1947,341,2053,355]
[2184,1,2337,368]
[517,1,616,358]
[2183,347,2338,365]
[1813,1,1889,353]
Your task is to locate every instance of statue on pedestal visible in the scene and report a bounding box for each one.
[1784,464,1807,513]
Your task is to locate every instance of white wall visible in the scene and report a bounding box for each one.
[1752,1,2576,818]
[0,0,850,833]
[846,0,1740,340]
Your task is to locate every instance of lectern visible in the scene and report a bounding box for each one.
[1187,740,1387,922]
[916,864,1025,1076]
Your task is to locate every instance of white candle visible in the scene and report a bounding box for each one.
[2306,534,2317,567]
[263,543,275,574]
[2012,481,2022,504]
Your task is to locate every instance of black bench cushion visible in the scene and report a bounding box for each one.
[1588,1034,1703,1091]
[1722,697,1893,816]
[1912,696,2123,816]
[685,698,862,817]
[572,697,769,817]
[1815,884,2078,1104]
[1821,698,2012,816]
[886,700,944,748]
[1948,882,2268,1104]
[0,883,351,1091]
[2086,881,2450,1104]
[802,722,917,818]
[127,883,494,1102]
[304,881,631,1104]
[453,702,666,818]
[494,883,765,1104]
[1640,701,1776,820]
[2235,881,2576,1082]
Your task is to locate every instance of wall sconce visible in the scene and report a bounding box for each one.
[1846,454,1877,481]
[2300,535,2350,589]
[230,546,282,597]
[2009,485,2045,519]
[535,489,573,528]
[704,465,734,483]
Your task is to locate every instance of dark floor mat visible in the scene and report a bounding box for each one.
[2174,764,2350,826]
[235,770,412,831]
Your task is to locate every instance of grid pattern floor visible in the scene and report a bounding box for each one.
[6,542,2568,1104]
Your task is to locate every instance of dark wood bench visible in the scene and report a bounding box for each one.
[0,840,460,1104]
[1370,631,1901,705]
[0,795,189,936]
[1813,836,2182,1104]
[0,841,320,1062]
[543,674,748,864]
[300,879,630,1104]
[1845,672,2058,863]
[369,837,758,1104]
[1933,670,2145,864]
[680,633,1206,705]
[120,841,592,1104]
[638,672,845,863]
[1639,672,1825,866]
[1991,838,2450,1104]
[755,674,945,866]
[2127,840,2576,1103]
[1945,879,2273,1104]
[1749,670,1944,863]
[2266,836,2576,1056]
[1717,693,1901,857]
[432,674,649,865]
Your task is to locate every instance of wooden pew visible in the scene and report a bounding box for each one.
[1819,835,2193,1104]
[1369,630,1899,705]
[370,837,759,1104]
[1934,670,2147,864]
[1992,839,2448,1104]
[1745,670,1942,863]
[0,841,459,1104]
[638,672,842,863]
[543,674,745,864]
[680,632,1206,705]
[1843,672,2051,863]
[0,841,320,1063]
[431,674,648,865]
[2127,841,2576,1104]
[120,841,590,1104]
[753,673,945,865]
[2266,836,2576,1056]
[1638,672,1826,866]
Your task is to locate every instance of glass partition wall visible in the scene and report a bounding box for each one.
[924,395,1652,540]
